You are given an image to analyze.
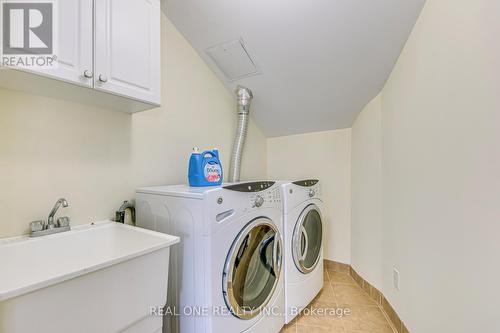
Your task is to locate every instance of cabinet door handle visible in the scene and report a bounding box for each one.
[98,74,108,83]
[83,70,93,78]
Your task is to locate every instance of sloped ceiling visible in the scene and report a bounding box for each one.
[165,0,426,137]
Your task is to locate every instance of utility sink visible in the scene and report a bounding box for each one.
[0,221,180,333]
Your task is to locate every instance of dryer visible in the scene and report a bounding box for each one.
[136,181,284,333]
[281,180,324,323]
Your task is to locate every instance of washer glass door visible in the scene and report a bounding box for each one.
[292,204,323,274]
[223,218,282,319]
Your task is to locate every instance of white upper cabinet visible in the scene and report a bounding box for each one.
[94,0,161,105]
[34,0,94,87]
[0,0,161,111]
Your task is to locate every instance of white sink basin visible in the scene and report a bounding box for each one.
[0,221,180,333]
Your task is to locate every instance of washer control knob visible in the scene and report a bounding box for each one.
[254,195,264,207]
[308,189,316,198]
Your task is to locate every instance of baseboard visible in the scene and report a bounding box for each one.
[324,259,410,333]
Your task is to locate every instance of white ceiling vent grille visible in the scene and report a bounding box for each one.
[206,39,260,81]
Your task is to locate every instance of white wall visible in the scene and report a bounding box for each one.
[350,94,382,290]
[131,17,267,188]
[351,0,500,332]
[267,129,351,263]
[0,14,267,238]
[0,90,133,237]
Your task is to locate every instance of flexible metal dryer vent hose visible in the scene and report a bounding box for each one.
[228,85,253,183]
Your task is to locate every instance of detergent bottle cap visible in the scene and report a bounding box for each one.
[192,147,200,154]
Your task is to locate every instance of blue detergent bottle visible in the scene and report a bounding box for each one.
[188,147,223,187]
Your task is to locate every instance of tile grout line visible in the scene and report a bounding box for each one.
[377,302,399,333]
[347,270,399,333]
[344,271,398,333]
[337,275,389,333]
[293,267,399,333]
[328,259,407,333]
[327,267,349,333]
[356,277,399,333]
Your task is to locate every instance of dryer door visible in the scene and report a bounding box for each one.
[223,217,282,320]
[292,204,323,274]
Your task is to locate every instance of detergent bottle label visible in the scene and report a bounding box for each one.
[204,162,222,183]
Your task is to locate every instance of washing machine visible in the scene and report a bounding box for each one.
[136,181,284,333]
[281,180,324,323]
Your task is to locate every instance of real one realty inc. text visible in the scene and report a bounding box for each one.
[149,306,352,318]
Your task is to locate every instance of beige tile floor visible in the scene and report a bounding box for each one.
[280,268,396,333]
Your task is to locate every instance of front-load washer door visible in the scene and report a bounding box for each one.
[223,217,282,320]
[292,204,323,274]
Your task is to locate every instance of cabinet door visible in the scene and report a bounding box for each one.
[34,0,94,87]
[94,0,161,105]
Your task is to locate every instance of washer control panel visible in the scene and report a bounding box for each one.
[292,179,319,187]
[287,180,321,201]
[224,181,275,192]
[247,185,281,208]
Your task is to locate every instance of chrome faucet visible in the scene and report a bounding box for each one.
[115,201,135,224]
[47,198,68,229]
[30,198,71,237]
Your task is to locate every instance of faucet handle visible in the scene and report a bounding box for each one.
[57,217,70,228]
[30,220,45,233]
[115,211,126,223]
